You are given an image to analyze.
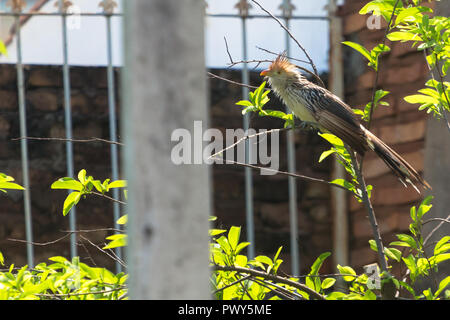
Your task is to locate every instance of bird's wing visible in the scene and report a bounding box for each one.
[305,86,368,154]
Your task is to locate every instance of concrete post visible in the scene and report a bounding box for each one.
[423,0,450,284]
[122,0,211,299]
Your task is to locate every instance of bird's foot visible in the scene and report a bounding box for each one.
[300,121,318,130]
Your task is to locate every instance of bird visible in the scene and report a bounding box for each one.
[260,53,430,192]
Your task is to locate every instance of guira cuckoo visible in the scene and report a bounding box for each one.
[260,54,430,192]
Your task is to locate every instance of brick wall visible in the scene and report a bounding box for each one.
[0,4,433,276]
[339,0,430,271]
[209,70,333,274]
[0,65,120,269]
[0,65,335,274]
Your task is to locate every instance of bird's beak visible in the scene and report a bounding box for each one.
[260,69,270,77]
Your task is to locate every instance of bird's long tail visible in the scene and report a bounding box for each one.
[363,128,431,193]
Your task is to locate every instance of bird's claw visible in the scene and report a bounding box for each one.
[300,121,318,130]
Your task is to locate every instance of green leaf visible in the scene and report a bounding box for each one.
[273,246,283,263]
[326,291,346,300]
[319,133,344,147]
[384,247,402,262]
[423,288,433,300]
[321,278,336,290]
[309,252,331,276]
[395,7,422,25]
[319,149,335,163]
[402,255,417,281]
[331,179,355,192]
[342,41,372,63]
[116,214,128,225]
[387,31,422,42]
[434,253,450,265]
[51,178,84,191]
[210,229,227,236]
[369,239,378,252]
[0,182,25,190]
[107,180,128,190]
[0,40,7,56]
[228,226,241,251]
[434,236,450,256]
[0,251,4,266]
[236,100,254,107]
[255,255,273,266]
[235,255,247,268]
[216,236,231,255]
[259,109,287,119]
[103,234,128,249]
[434,276,450,298]
[91,180,104,193]
[242,105,258,115]
[337,265,356,282]
[235,242,250,255]
[78,169,87,184]
[396,234,417,249]
[62,191,82,216]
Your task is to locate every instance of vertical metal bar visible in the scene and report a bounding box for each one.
[59,0,77,258]
[105,14,122,273]
[328,0,349,273]
[282,0,300,276]
[241,15,255,260]
[15,15,34,267]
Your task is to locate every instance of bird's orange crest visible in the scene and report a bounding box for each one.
[268,53,297,74]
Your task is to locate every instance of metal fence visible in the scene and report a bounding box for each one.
[1,0,334,276]
[0,0,123,271]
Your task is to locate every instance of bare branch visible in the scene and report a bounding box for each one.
[423,213,450,245]
[211,156,352,194]
[250,0,319,76]
[348,147,388,273]
[11,136,124,146]
[91,191,127,205]
[256,46,309,64]
[367,0,401,129]
[213,264,326,300]
[207,71,259,89]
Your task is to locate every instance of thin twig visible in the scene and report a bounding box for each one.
[256,46,309,64]
[422,48,450,133]
[79,234,126,268]
[348,147,388,273]
[432,54,450,134]
[224,36,234,64]
[8,233,72,246]
[62,227,124,234]
[213,264,326,300]
[251,277,297,300]
[423,213,450,245]
[207,71,259,89]
[35,286,126,299]
[250,0,319,76]
[91,191,127,205]
[367,0,401,129]
[213,275,252,294]
[208,126,301,160]
[212,156,353,194]
[12,136,124,146]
